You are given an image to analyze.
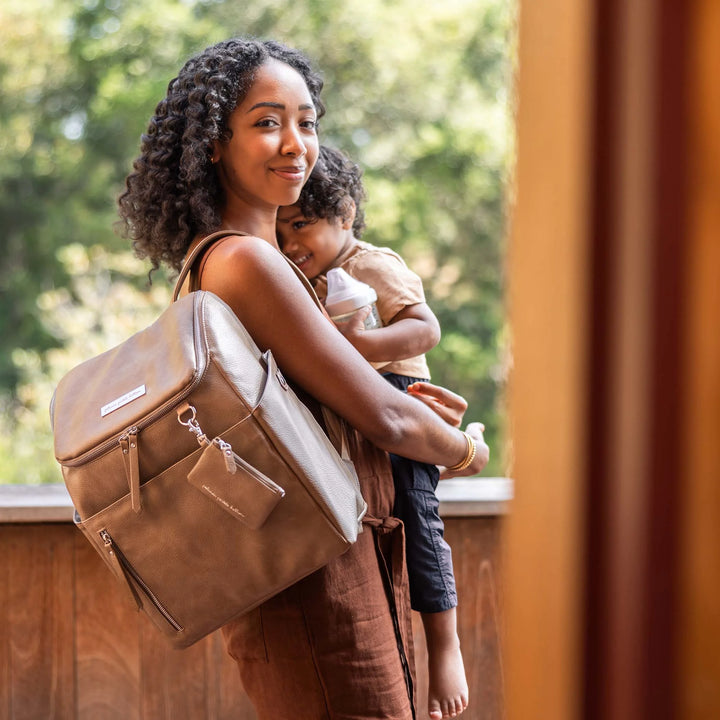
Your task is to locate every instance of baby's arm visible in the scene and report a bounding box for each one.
[333,301,441,363]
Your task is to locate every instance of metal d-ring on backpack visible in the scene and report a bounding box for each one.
[50,231,367,648]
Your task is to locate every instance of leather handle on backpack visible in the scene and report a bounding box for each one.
[172,230,326,313]
[282,255,325,313]
[172,230,248,302]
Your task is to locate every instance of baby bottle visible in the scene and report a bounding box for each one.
[324,268,382,330]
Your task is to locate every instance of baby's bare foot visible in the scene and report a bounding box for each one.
[427,640,468,719]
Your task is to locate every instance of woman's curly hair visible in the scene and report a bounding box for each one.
[118,38,325,271]
[296,145,366,238]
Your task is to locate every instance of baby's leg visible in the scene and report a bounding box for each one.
[383,374,468,717]
[422,607,468,719]
[388,456,466,717]
[396,482,468,717]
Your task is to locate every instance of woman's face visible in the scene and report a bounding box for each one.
[215,59,319,212]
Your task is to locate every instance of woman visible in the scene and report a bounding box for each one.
[118,38,488,720]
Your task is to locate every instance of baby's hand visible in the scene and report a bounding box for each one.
[407,381,468,427]
[332,306,371,342]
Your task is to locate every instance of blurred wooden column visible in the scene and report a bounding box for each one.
[679,0,720,715]
[505,0,593,715]
[507,0,720,717]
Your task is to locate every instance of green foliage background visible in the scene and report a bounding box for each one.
[0,0,513,483]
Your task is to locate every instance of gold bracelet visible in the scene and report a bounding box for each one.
[446,431,477,472]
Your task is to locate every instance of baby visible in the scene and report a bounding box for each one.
[277,145,479,720]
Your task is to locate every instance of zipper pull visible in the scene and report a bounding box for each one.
[119,427,141,514]
[213,438,237,474]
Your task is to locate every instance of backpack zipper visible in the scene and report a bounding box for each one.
[99,529,183,632]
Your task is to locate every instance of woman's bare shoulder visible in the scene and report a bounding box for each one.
[201,235,294,292]
[204,233,282,268]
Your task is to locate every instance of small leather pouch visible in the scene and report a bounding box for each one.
[188,438,285,530]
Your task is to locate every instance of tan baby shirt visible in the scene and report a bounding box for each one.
[313,240,431,379]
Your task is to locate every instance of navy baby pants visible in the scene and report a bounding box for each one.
[383,373,458,614]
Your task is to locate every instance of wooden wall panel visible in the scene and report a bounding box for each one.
[1,529,10,720]
[46,527,76,719]
[5,526,75,720]
[411,517,505,720]
[203,631,257,720]
[74,532,140,720]
[140,622,208,720]
[0,517,503,719]
[455,518,504,719]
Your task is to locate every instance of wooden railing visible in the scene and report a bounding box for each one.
[0,479,511,720]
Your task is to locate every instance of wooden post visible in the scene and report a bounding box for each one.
[507,0,720,717]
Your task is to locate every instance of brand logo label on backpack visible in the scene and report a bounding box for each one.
[101,385,147,417]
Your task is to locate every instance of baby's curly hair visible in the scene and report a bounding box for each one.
[117,38,325,271]
[297,145,366,238]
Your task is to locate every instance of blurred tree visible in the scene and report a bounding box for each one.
[0,0,216,388]
[0,0,513,481]
[0,244,172,483]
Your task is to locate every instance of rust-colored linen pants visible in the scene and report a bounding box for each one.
[222,429,416,720]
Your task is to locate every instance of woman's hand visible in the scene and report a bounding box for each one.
[439,421,490,479]
[406,381,468,427]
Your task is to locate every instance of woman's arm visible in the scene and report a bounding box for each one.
[331,302,441,363]
[199,236,488,475]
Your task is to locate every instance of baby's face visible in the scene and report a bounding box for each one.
[276,204,348,280]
